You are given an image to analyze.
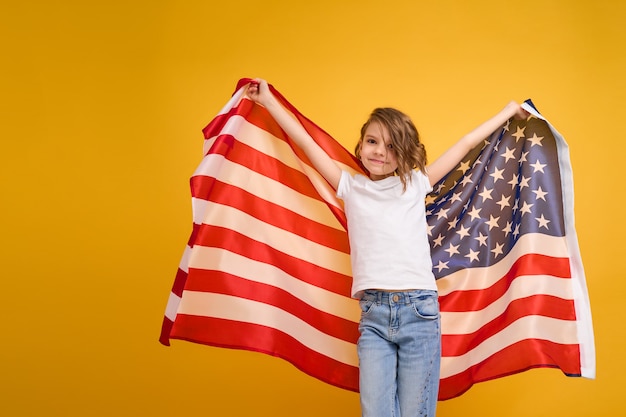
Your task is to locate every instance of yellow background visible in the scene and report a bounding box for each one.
[2,1,624,416]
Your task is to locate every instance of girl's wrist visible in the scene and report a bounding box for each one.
[262,94,280,111]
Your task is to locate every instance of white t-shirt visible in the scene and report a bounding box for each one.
[336,170,437,298]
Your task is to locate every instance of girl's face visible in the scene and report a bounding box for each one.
[359,121,398,180]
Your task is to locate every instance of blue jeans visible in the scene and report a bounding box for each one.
[358,290,441,417]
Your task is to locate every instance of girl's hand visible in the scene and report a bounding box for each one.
[247,78,272,106]
[506,100,530,120]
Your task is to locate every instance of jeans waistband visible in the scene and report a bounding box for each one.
[361,289,437,305]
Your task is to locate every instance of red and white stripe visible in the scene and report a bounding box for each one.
[437,233,584,398]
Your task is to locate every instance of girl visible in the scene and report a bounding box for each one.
[248,79,526,417]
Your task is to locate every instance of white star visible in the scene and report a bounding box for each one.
[445,243,460,257]
[490,167,505,183]
[503,221,513,236]
[519,176,531,190]
[491,242,504,258]
[460,175,473,187]
[519,151,529,163]
[467,206,482,221]
[533,186,548,201]
[513,223,521,237]
[447,217,459,230]
[512,125,526,141]
[465,248,480,262]
[508,173,520,188]
[449,192,462,204]
[434,260,449,272]
[504,119,511,131]
[457,224,471,239]
[527,133,544,147]
[501,147,516,163]
[475,232,488,247]
[536,214,550,229]
[486,215,500,230]
[432,234,445,247]
[457,160,471,173]
[530,159,547,173]
[520,201,534,215]
[427,224,434,236]
[425,194,437,206]
[479,187,494,202]
[436,207,450,220]
[496,194,511,210]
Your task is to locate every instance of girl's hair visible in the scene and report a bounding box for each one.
[355,107,427,190]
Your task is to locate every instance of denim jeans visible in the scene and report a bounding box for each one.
[358,290,441,417]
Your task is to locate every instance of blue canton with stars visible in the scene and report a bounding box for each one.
[426,103,565,279]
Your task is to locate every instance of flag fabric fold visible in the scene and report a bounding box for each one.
[160,79,595,400]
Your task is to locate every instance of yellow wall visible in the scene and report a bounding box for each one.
[2,1,624,416]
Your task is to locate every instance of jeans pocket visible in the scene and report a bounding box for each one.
[359,299,375,316]
[411,293,439,319]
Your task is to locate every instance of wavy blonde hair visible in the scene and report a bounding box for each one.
[355,107,427,191]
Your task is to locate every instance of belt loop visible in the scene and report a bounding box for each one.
[377,291,382,305]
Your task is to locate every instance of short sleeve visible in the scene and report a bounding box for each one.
[336,170,352,200]
[415,170,433,194]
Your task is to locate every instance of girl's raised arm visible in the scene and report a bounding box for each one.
[426,101,527,187]
[248,79,342,190]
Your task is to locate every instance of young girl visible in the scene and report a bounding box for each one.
[248,79,526,417]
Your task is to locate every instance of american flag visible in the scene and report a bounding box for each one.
[159,79,595,400]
